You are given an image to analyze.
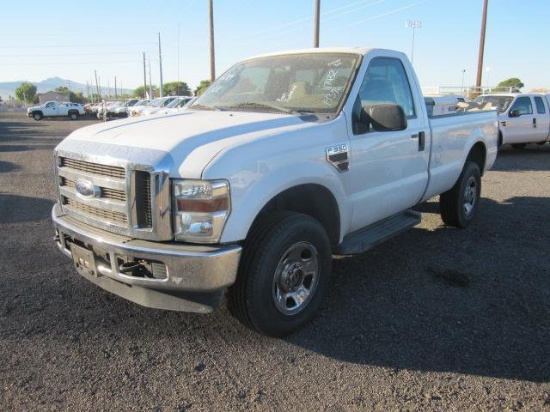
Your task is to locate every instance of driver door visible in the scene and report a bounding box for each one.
[505,96,536,143]
[346,57,430,231]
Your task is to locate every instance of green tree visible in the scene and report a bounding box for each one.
[15,82,37,103]
[194,80,212,96]
[133,85,158,99]
[163,81,192,96]
[497,78,524,91]
[54,86,85,103]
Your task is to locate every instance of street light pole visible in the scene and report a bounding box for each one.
[476,0,489,90]
[208,0,216,82]
[313,0,320,48]
[461,69,466,96]
[406,20,422,65]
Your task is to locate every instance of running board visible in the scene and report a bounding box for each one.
[336,210,421,255]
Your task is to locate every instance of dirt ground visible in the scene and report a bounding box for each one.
[0,111,549,411]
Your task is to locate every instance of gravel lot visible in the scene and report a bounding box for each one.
[1,111,549,411]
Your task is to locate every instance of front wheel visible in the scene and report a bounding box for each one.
[440,161,481,228]
[228,212,332,337]
[32,112,43,121]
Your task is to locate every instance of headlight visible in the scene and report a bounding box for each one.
[172,179,230,243]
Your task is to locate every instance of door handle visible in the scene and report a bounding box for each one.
[410,132,426,151]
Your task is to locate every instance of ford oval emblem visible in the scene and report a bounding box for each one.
[75,179,101,198]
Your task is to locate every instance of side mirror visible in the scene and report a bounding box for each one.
[509,109,520,118]
[360,103,407,132]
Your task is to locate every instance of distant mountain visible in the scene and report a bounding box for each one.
[0,77,133,100]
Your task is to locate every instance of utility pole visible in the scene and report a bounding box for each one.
[94,70,100,100]
[313,0,320,48]
[114,76,117,99]
[177,24,181,87]
[208,0,216,82]
[142,52,147,98]
[148,57,153,98]
[476,0,489,90]
[158,32,164,97]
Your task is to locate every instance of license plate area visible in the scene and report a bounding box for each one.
[71,243,98,277]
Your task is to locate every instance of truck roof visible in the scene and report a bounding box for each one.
[243,47,402,61]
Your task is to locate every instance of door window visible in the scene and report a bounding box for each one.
[510,97,533,115]
[534,96,546,114]
[357,57,416,118]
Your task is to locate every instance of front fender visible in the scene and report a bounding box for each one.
[220,162,349,243]
[200,115,352,243]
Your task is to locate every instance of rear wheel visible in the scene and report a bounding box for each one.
[69,112,79,120]
[440,161,481,228]
[32,112,43,121]
[228,212,332,337]
[511,143,526,150]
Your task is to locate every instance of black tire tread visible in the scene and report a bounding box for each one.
[440,161,480,228]
[228,211,298,329]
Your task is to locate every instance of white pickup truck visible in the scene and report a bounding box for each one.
[472,93,550,149]
[52,48,498,336]
[27,101,85,121]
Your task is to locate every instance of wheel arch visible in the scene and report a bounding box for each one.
[466,141,487,175]
[249,184,341,249]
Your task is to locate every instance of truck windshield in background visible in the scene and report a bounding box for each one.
[473,95,514,113]
[191,52,361,115]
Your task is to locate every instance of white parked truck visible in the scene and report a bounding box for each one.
[27,101,85,121]
[471,93,550,149]
[52,48,498,336]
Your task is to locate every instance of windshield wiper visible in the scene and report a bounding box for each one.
[223,102,297,114]
[190,104,225,111]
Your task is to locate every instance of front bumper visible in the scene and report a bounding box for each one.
[52,203,242,313]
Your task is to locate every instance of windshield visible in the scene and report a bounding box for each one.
[166,98,184,108]
[150,98,165,107]
[474,95,514,113]
[191,52,360,115]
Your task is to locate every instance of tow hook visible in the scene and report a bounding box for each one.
[119,261,147,274]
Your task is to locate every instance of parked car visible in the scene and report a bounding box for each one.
[112,99,140,118]
[155,96,195,115]
[27,101,85,120]
[96,101,122,120]
[138,96,179,116]
[127,99,152,117]
[470,93,550,148]
[52,47,498,337]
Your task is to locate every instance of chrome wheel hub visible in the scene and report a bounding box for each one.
[272,241,320,316]
[463,176,477,216]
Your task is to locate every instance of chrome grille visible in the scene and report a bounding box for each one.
[61,158,125,179]
[57,155,152,231]
[64,198,128,225]
[62,178,126,202]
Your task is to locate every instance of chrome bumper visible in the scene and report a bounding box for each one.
[52,203,242,313]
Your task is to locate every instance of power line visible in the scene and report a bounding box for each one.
[0,60,141,67]
[0,51,144,58]
[0,42,156,49]
[335,0,428,30]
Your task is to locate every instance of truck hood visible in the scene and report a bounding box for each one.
[58,110,319,177]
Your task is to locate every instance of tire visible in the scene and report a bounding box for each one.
[440,161,481,228]
[511,143,526,150]
[32,112,43,121]
[69,112,78,121]
[228,212,332,337]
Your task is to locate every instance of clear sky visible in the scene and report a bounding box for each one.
[0,0,548,94]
